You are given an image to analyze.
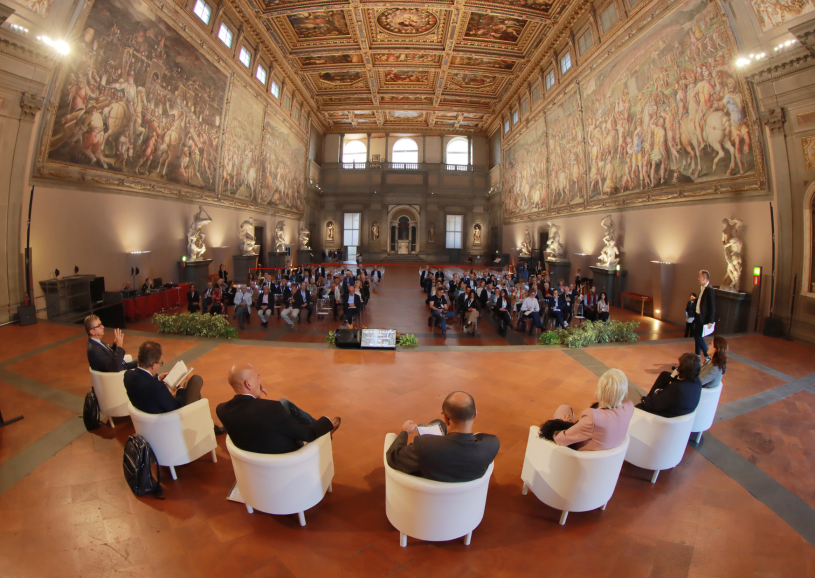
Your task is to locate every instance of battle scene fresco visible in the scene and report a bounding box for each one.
[450,55,515,70]
[502,0,760,220]
[376,9,438,35]
[299,54,362,66]
[287,11,350,39]
[503,116,547,216]
[384,70,430,83]
[318,71,364,85]
[580,0,753,200]
[222,85,263,200]
[380,95,433,104]
[44,0,228,193]
[750,0,815,31]
[374,53,441,64]
[450,72,497,89]
[259,114,306,212]
[464,13,527,43]
[475,0,553,13]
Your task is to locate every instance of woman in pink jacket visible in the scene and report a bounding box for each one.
[544,368,634,451]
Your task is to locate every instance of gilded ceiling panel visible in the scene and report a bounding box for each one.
[372,53,443,65]
[450,54,517,72]
[365,8,448,46]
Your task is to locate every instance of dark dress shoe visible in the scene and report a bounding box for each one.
[214,425,227,435]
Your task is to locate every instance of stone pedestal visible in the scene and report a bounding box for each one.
[268,252,287,269]
[650,262,675,321]
[296,249,314,266]
[233,255,259,284]
[714,288,750,334]
[178,259,212,292]
[590,266,627,307]
[547,259,572,285]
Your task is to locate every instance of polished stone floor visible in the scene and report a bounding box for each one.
[1,266,814,577]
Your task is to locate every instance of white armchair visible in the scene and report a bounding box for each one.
[127,399,217,480]
[89,368,129,428]
[520,426,629,525]
[383,433,494,547]
[692,381,723,443]
[225,434,334,526]
[624,408,696,483]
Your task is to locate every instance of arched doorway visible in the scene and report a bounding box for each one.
[387,205,420,255]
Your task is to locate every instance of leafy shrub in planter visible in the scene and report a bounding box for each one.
[538,320,639,348]
[397,333,418,347]
[153,313,238,339]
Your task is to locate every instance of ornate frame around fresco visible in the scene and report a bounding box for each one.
[500,0,768,224]
[32,0,309,220]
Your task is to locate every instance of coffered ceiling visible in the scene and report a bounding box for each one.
[239,0,577,134]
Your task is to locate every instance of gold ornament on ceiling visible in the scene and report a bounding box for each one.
[376,8,439,36]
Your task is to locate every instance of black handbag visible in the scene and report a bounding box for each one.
[82,389,101,431]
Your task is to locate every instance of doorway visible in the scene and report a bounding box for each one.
[255,225,266,267]
[387,205,420,255]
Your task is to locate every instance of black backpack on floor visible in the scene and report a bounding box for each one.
[123,434,163,498]
[82,389,101,431]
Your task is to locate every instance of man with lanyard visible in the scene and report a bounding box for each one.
[520,289,544,334]
[429,285,455,339]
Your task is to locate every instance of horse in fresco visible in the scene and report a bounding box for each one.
[157,110,186,177]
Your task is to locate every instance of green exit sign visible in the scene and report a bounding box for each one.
[753,266,761,276]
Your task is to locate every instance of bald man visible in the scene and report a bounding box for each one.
[215,363,340,454]
[386,392,499,483]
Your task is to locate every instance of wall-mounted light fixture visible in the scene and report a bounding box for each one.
[36,35,70,54]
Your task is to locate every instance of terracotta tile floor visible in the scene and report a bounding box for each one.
[710,390,815,509]
[0,322,83,363]
[2,267,815,576]
[727,334,815,379]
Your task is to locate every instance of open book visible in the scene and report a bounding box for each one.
[416,423,444,436]
[164,361,193,391]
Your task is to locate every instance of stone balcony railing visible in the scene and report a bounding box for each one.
[322,162,489,173]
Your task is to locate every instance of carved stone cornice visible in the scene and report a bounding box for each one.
[744,49,815,85]
[20,92,44,120]
[762,108,786,134]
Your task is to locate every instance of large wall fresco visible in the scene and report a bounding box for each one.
[43,0,228,193]
[503,116,547,215]
[750,0,815,31]
[502,0,763,221]
[36,0,308,218]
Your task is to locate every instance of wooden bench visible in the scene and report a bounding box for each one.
[620,292,653,316]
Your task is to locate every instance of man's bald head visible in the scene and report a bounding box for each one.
[442,391,476,423]
[228,363,261,396]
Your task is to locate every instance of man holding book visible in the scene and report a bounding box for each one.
[124,341,226,434]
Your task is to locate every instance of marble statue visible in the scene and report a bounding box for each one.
[722,216,744,292]
[274,221,286,252]
[239,217,260,256]
[326,221,334,241]
[597,215,620,269]
[187,205,212,261]
[545,221,564,259]
[298,226,310,249]
[519,226,533,257]
[473,224,482,245]
[428,224,435,243]
[371,222,379,241]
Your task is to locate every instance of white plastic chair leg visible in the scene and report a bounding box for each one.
[521,482,528,495]
[298,512,306,527]
[328,483,333,492]
[400,532,407,548]
[108,416,115,428]
[246,504,254,514]
[211,449,217,463]
[169,466,177,480]
[559,511,569,525]
[651,470,660,484]
[695,431,703,443]
[602,503,607,511]
[464,532,472,546]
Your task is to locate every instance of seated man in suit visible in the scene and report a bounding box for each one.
[256,285,274,327]
[293,281,313,324]
[386,391,500,483]
[344,285,362,326]
[85,314,137,372]
[545,289,568,328]
[187,284,201,313]
[123,341,225,433]
[583,286,599,321]
[217,363,340,454]
[202,281,214,313]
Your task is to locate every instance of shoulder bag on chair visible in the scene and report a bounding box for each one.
[123,434,164,498]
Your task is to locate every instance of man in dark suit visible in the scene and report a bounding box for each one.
[386,391,499,483]
[545,289,567,328]
[187,284,201,313]
[345,285,362,325]
[693,269,716,361]
[293,281,313,324]
[217,363,340,454]
[85,315,137,372]
[635,353,702,417]
[202,281,214,313]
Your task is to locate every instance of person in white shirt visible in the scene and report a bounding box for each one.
[280,285,298,326]
[233,285,253,330]
[256,285,273,326]
[520,289,543,334]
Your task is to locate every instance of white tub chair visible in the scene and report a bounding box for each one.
[692,380,723,443]
[383,433,494,547]
[624,408,696,483]
[520,426,629,525]
[89,368,129,427]
[225,434,334,526]
[127,399,217,480]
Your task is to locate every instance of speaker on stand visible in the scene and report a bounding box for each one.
[334,328,361,349]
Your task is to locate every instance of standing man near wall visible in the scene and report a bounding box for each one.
[693,270,715,362]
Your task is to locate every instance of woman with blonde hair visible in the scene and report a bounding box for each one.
[540,368,634,451]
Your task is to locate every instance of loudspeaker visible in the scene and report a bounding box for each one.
[762,316,785,338]
[17,304,37,326]
[335,328,361,349]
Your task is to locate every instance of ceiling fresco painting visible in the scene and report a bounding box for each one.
[376,8,439,35]
[287,11,351,39]
[383,70,432,84]
[463,13,528,43]
[373,53,442,64]
[299,54,363,67]
[450,55,516,71]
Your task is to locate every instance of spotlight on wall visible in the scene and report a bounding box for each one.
[735,52,767,67]
[775,39,797,52]
[36,35,70,54]
[9,24,28,36]
[128,251,151,255]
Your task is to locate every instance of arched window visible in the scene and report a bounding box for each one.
[392,138,418,164]
[342,140,367,164]
[446,137,469,168]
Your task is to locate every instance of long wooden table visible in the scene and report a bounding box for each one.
[122,283,192,321]
[620,292,653,316]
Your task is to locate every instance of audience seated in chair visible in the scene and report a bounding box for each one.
[187,284,201,313]
[699,336,727,388]
[216,363,340,454]
[494,289,512,337]
[85,314,137,372]
[633,353,702,417]
[597,292,610,322]
[583,286,599,321]
[429,285,455,338]
[540,368,634,451]
[545,289,568,329]
[256,285,274,327]
[520,289,544,334]
[344,285,362,326]
[386,391,500,483]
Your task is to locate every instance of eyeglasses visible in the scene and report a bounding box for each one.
[90,324,103,331]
